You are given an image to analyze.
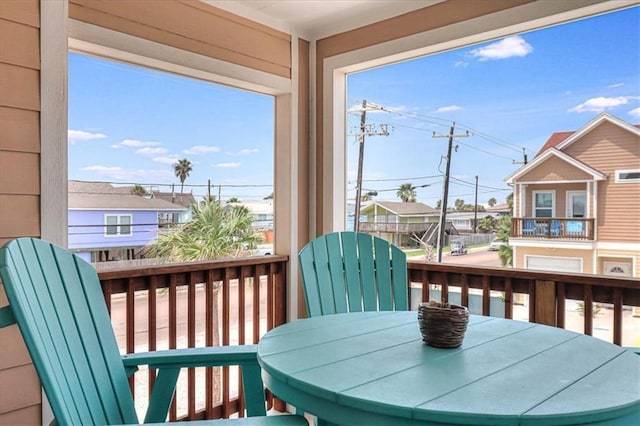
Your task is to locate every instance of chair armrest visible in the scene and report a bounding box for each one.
[121,345,266,422]
[121,344,258,369]
[0,305,16,328]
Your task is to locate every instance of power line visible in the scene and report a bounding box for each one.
[360,104,530,157]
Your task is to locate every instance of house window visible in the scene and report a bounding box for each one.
[533,191,554,217]
[615,169,640,183]
[105,215,132,236]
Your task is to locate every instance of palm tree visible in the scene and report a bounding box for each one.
[488,197,497,207]
[454,198,465,210]
[396,183,416,202]
[174,158,193,195]
[506,193,514,209]
[496,215,513,267]
[477,215,497,233]
[148,199,262,262]
[130,184,146,196]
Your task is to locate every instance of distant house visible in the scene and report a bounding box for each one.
[68,181,188,263]
[486,203,511,216]
[359,201,456,247]
[446,211,502,234]
[225,200,274,243]
[505,113,640,276]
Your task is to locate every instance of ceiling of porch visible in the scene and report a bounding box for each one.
[205,0,444,40]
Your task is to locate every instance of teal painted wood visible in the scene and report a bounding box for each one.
[298,232,408,317]
[257,311,640,425]
[0,238,306,426]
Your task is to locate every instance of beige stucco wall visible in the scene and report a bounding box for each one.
[0,0,43,423]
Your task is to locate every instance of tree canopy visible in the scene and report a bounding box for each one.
[148,199,262,262]
[174,158,193,195]
[396,183,417,202]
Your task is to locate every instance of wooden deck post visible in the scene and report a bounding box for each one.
[534,280,557,326]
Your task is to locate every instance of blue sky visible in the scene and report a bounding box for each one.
[69,7,639,206]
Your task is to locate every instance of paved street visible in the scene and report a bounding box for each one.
[409,246,503,267]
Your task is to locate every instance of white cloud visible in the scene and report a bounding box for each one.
[568,96,631,113]
[136,147,168,156]
[227,148,260,156]
[215,162,240,168]
[183,145,220,155]
[435,105,462,113]
[454,61,468,68]
[470,36,533,61]
[112,139,161,149]
[68,130,107,142]
[608,82,624,88]
[629,107,640,119]
[153,156,180,164]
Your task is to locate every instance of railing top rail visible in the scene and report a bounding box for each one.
[97,254,289,280]
[407,261,640,288]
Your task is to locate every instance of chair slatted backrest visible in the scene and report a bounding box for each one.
[299,232,408,317]
[0,238,138,425]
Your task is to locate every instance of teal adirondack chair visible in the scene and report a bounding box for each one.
[298,232,408,317]
[0,238,306,426]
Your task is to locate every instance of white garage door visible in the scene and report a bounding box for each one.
[526,256,582,273]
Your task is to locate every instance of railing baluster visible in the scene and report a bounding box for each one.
[238,266,248,417]
[205,270,215,418]
[222,268,230,418]
[557,283,566,329]
[481,275,490,316]
[148,276,157,398]
[504,277,513,319]
[584,285,593,336]
[169,274,178,421]
[461,274,469,307]
[253,266,261,344]
[127,278,135,395]
[613,288,623,346]
[188,272,196,419]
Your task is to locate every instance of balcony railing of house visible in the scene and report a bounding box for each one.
[512,217,595,240]
[97,255,288,422]
[98,257,639,421]
[359,221,431,233]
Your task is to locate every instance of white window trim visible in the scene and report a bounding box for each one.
[532,190,555,218]
[614,169,640,183]
[104,214,133,237]
[565,190,587,218]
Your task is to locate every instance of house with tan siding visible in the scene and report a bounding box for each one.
[506,113,640,277]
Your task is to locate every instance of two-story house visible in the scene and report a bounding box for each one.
[505,113,640,277]
[68,181,188,263]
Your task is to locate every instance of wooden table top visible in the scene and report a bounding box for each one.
[257,311,640,425]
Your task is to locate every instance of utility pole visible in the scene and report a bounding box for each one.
[353,100,390,232]
[473,175,478,234]
[207,179,212,200]
[354,100,367,233]
[433,123,470,262]
[513,147,528,165]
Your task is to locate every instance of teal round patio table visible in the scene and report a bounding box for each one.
[257,311,640,425]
